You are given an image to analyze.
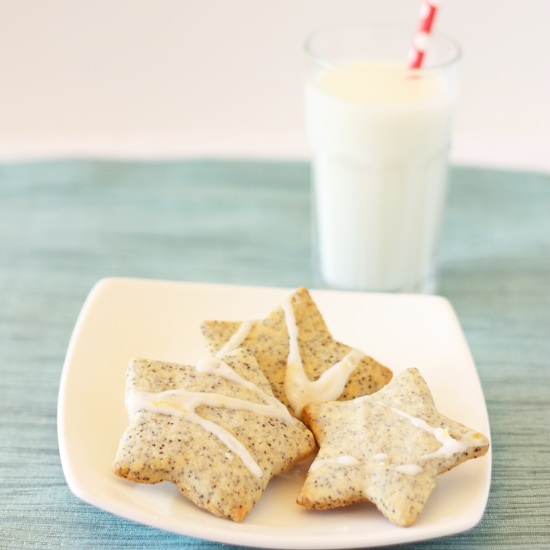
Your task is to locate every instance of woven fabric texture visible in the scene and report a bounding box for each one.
[0,160,548,549]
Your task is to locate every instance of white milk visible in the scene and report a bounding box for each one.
[306,61,456,292]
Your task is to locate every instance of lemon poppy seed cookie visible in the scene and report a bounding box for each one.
[112,348,316,522]
[201,287,392,417]
[297,368,490,527]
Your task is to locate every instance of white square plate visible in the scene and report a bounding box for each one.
[58,278,491,549]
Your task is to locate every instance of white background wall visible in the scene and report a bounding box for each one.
[0,0,549,171]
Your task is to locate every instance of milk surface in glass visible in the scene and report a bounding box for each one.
[306,61,456,292]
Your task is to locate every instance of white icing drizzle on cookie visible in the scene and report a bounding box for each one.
[374,454,423,475]
[381,404,488,459]
[393,464,423,475]
[127,357,294,479]
[420,428,486,460]
[215,320,255,357]
[343,396,489,476]
[281,294,365,417]
[196,356,283,410]
[309,455,361,472]
[373,453,389,460]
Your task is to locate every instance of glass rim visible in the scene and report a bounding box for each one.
[304,21,462,74]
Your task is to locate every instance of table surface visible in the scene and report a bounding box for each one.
[0,159,548,549]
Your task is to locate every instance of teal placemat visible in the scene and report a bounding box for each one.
[0,160,549,549]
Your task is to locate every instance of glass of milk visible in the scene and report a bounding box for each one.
[305,22,460,293]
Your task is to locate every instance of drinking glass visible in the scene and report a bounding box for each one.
[305,22,460,292]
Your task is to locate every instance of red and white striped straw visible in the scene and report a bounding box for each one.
[408,0,439,69]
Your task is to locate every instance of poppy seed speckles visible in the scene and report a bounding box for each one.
[112,349,315,522]
[297,368,489,527]
[201,287,392,416]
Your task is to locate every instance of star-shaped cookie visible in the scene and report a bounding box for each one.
[201,287,393,417]
[297,368,490,527]
[112,348,316,522]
